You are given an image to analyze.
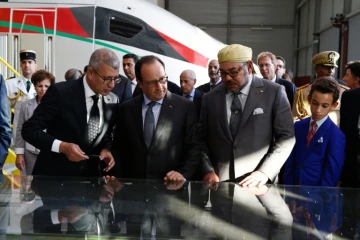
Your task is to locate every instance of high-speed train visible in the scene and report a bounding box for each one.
[0,0,226,85]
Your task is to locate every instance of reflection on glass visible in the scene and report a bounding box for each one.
[0,176,359,239]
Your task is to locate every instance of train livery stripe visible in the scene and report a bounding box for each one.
[0,6,209,67]
[151,27,208,68]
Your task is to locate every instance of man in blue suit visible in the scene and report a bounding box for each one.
[284,76,345,187]
[177,69,204,119]
[0,74,12,183]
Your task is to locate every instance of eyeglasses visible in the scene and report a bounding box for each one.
[142,76,168,87]
[277,64,284,69]
[258,63,273,68]
[91,67,120,84]
[217,64,246,78]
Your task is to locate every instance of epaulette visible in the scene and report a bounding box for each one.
[296,84,309,91]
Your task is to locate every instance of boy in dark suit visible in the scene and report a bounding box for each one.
[284,76,345,187]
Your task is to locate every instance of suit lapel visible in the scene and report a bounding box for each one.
[238,76,265,131]
[305,117,331,157]
[71,78,88,146]
[133,95,147,148]
[214,85,232,142]
[150,91,172,150]
[17,77,28,95]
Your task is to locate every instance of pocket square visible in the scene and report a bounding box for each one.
[253,108,264,115]
[318,137,323,143]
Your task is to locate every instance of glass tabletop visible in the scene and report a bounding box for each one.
[0,174,359,239]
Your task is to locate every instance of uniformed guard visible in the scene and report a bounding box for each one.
[292,51,349,126]
[5,50,37,140]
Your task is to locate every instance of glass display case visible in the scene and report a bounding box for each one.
[0,175,359,239]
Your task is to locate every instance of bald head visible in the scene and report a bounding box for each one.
[180,69,197,94]
[65,68,82,81]
[208,59,220,83]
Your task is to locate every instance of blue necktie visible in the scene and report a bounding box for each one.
[144,101,157,148]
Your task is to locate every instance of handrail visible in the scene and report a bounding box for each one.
[0,56,21,78]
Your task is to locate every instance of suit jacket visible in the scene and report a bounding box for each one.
[15,98,39,154]
[22,78,119,177]
[196,81,222,93]
[113,91,201,180]
[340,88,360,187]
[132,80,181,98]
[0,74,12,182]
[275,77,296,107]
[199,75,295,182]
[176,89,204,119]
[284,117,345,187]
[111,75,132,104]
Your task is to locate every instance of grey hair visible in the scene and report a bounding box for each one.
[88,48,120,70]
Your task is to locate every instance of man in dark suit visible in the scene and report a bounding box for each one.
[340,87,360,188]
[177,69,204,119]
[257,52,296,107]
[113,55,201,181]
[22,48,118,177]
[111,74,132,104]
[197,59,222,93]
[0,74,12,183]
[199,44,295,186]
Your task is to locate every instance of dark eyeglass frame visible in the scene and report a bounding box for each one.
[142,76,168,88]
[91,67,121,84]
[217,63,246,78]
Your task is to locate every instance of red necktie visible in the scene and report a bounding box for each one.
[306,121,317,147]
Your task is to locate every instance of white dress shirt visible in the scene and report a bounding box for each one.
[270,75,277,83]
[51,77,104,153]
[131,79,137,94]
[226,76,252,125]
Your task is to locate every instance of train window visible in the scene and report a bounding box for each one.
[109,17,143,38]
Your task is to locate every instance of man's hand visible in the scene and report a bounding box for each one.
[16,154,25,171]
[164,170,185,181]
[239,171,269,187]
[59,142,88,162]
[58,207,88,223]
[203,171,219,183]
[100,149,115,172]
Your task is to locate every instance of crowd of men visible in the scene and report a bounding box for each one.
[1,44,360,189]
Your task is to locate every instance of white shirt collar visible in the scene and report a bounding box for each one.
[83,76,101,99]
[270,75,277,83]
[240,75,252,96]
[20,75,29,84]
[211,78,221,86]
[131,79,137,86]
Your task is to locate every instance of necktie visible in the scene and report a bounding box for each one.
[144,101,157,148]
[210,84,214,90]
[88,95,100,145]
[229,92,242,140]
[26,80,31,92]
[306,121,317,147]
[185,94,191,100]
